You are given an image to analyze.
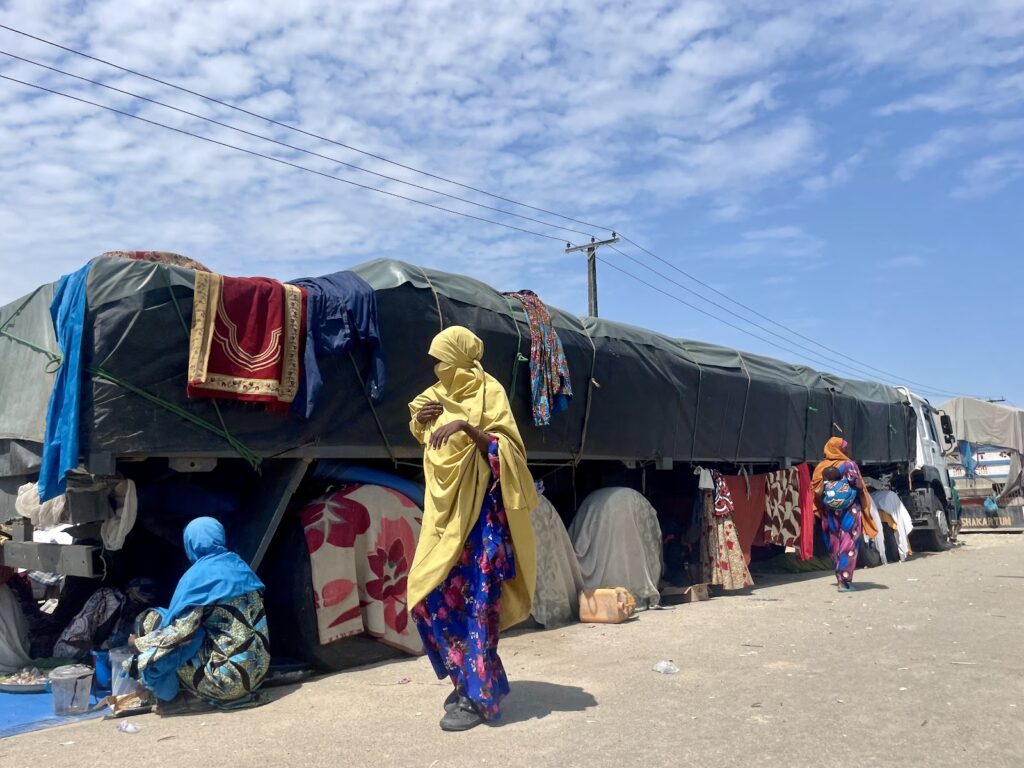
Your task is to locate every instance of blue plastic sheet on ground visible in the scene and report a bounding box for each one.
[0,689,106,739]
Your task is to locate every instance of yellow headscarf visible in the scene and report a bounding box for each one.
[407,326,538,630]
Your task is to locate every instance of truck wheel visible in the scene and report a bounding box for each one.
[259,517,404,672]
[909,490,951,553]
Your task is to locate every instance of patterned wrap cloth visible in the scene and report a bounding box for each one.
[504,290,573,426]
[701,471,754,590]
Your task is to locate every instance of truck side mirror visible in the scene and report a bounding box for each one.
[940,414,954,438]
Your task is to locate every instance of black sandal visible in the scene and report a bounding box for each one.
[440,696,484,732]
[443,689,460,713]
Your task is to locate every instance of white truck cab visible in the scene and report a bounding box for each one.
[897,387,957,548]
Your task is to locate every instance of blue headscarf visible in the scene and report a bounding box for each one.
[139,518,264,702]
[160,517,265,626]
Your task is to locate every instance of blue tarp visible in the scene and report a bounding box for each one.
[0,689,106,739]
[38,263,92,501]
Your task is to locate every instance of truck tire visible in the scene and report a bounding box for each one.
[259,517,404,672]
[909,489,951,553]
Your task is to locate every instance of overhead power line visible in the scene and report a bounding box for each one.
[0,22,611,234]
[0,74,571,244]
[607,244,893,384]
[596,256,979,400]
[616,234,966,398]
[0,23,977,398]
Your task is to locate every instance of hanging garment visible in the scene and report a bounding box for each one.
[723,474,768,564]
[300,483,423,655]
[289,271,385,417]
[697,468,715,491]
[15,481,68,529]
[568,487,664,608]
[503,290,573,426]
[187,272,306,406]
[101,478,138,551]
[529,495,584,627]
[865,496,888,565]
[0,581,32,674]
[870,490,914,561]
[701,472,754,590]
[763,468,802,548]
[39,262,92,502]
[797,464,816,561]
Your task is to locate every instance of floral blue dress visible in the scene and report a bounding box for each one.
[412,439,515,720]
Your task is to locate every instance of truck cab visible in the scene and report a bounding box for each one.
[897,387,957,548]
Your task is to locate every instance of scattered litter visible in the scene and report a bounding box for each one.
[117,721,140,734]
[652,661,680,674]
[739,651,759,657]
[397,677,412,685]
[907,578,919,582]
[60,741,75,746]
[899,687,908,692]
[835,699,845,704]
[897,667,909,671]
[750,703,762,708]
[157,736,175,742]
[741,643,764,648]
[950,661,978,666]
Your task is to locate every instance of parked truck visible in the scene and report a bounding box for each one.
[0,254,933,667]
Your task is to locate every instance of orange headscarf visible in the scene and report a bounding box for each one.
[812,437,878,538]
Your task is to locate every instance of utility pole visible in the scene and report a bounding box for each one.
[565,233,620,317]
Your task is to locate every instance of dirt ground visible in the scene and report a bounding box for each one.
[3,534,1022,768]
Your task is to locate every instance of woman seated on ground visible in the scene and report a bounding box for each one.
[127,517,269,710]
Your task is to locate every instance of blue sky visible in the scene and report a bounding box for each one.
[0,1,1021,405]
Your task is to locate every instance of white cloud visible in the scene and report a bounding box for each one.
[803,144,872,194]
[897,119,1024,180]
[953,152,1024,198]
[0,0,1020,316]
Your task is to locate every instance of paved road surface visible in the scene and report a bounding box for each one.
[3,534,1022,768]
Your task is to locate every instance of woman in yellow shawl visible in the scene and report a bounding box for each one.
[812,437,878,591]
[407,326,537,732]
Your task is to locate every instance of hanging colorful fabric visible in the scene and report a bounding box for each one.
[503,290,572,426]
